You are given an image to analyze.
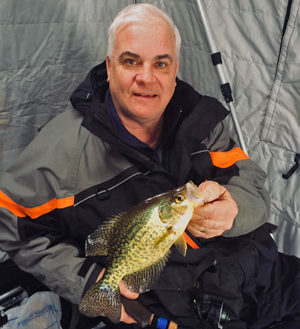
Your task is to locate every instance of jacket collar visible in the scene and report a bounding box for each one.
[70,61,108,117]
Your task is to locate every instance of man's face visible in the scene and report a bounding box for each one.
[106,19,179,125]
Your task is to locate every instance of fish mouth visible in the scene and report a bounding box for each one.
[186,181,207,206]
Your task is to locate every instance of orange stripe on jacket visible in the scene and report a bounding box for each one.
[0,191,74,219]
[209,147,249,168]
[183,232,199,249]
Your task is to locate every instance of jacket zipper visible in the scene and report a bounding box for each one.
[275,0,293,73]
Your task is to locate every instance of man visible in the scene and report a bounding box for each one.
[0,3,281,329]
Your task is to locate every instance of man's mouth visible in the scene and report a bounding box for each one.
[133,93,157,98]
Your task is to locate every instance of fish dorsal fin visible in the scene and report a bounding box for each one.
[85,216,120,257]
[174,234,187,256]
[123,254,170,293]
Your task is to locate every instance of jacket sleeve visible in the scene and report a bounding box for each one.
[204,121,271,237]
[0,111,102,305]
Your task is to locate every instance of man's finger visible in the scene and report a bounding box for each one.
[197,181,226,203]
[193,202,216,219]
[119,280,139,299]
[96,268,105,282]
[188,226,224,238]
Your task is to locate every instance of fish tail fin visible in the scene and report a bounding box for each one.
[79,279,121,323]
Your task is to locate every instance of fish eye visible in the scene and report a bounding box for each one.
[174,194,185,203]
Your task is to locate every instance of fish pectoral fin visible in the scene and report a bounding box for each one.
[123,255,169,293]
[79,279,121,323]
[174,234,187,256]
[153,227,175,249]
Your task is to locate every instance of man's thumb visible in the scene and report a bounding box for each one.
[119,281,139,299]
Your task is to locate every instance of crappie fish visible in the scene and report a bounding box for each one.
[79,181,206,323]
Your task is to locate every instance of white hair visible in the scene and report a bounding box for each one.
[107,3,181,62]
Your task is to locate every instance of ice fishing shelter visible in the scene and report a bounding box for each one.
[0,0,299,257]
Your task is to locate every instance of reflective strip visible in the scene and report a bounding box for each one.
[190,149,209,156]
[0,191,74,219]
[209,147,249,168]
[183,232,199,249]
[74,170,151,207]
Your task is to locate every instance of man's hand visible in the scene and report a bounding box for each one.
[187,181,238,238]
[97,269,139,324]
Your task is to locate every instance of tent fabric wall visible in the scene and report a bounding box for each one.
[0,0,132,172]
[0,0,299,257]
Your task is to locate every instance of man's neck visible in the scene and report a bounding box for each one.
[121,117,163,147]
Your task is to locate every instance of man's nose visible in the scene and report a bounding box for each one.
[135,64,156,84]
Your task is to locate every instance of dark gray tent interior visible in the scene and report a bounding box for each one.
[0,0,299,326]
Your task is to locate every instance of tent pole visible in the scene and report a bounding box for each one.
[195,0,248,155]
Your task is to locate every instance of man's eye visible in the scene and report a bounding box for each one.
[157,62,166,68]
[125,59,136,65]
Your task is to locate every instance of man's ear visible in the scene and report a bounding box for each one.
[174,60,179,87]
[175,60,179,75]
[106,55,112,82]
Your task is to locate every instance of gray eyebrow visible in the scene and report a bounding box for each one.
[119,51,140,61]
[155,54,173,62]
[118,52,173,62]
